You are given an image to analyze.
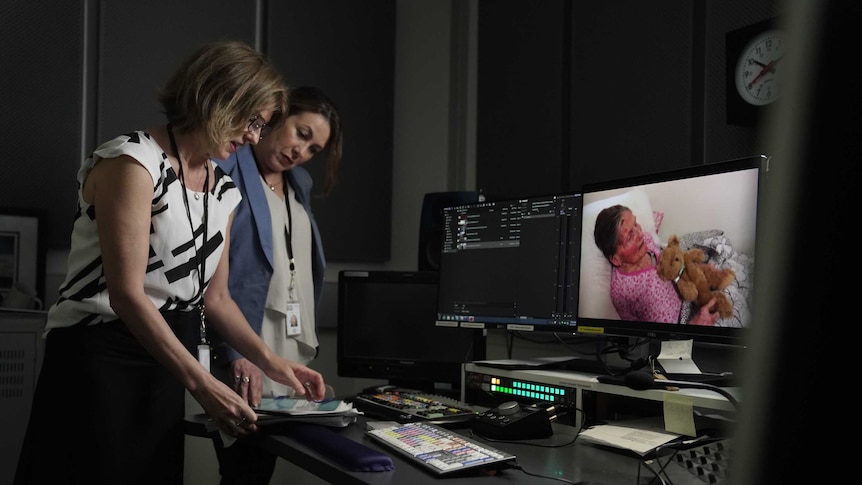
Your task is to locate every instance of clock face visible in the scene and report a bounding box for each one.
[734,29,784,106]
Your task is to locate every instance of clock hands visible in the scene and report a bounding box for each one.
[747,55,782,89]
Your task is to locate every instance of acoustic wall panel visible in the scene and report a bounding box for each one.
[0,0,85,249]
[267,0,395,262]
[96,0,257,148]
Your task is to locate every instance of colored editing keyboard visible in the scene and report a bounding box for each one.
[365,421,516,476]
[352,390,479,426]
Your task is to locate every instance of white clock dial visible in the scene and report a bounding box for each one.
[734,29,784,106]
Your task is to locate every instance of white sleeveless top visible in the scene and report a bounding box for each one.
[45,131,241,332]
[259,177,318,397]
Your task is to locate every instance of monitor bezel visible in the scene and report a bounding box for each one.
[434,192,583,333]
[336,269,486,390]
[575,154,769,346]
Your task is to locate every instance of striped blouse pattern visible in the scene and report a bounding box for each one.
[46,131,241,331]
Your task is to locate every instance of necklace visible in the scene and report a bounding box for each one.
[251,147,282,191]
[266,177,282,191]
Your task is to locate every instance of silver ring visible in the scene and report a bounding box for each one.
[241,376,250,384]
[233,376,241,383]
[235,416,247,427]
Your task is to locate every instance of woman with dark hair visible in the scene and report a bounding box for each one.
[208,86,343,484]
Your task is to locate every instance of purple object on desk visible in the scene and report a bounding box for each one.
[286,422,395,472]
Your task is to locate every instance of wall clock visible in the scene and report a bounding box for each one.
[734,29,784,106]
[726,18,782,125]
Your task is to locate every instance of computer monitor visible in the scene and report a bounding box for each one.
[337,270,485,393]
[435,192,582,332]
[576,155,768,345]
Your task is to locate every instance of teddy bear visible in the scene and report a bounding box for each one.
[656,234,736,320]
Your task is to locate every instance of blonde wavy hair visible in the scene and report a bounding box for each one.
[158,40,288,148]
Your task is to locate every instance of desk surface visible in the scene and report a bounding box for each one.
[263,417,638,485]
[186,414,713,485]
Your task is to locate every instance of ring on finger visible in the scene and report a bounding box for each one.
[241,376,250,384]
[233,376,241,383]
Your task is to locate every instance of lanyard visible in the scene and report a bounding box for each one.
[250,149,297,295]
[283,193,296,295]
[167,124,209,344]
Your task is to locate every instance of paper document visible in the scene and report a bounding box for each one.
[579,424,681,455]
[253,398,363,428]
[209,398,363,443]
[255,397,355,415]
[657,339,702,374]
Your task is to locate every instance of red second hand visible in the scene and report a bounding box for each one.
[747,57,780,89]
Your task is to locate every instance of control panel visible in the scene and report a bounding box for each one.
[470,401,554,440]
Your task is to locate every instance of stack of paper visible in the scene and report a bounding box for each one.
[253,397,363,428]
[578,423,681,456]
[205,398,363,434]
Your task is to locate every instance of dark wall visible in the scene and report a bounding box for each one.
[1,0,783,262]
[0,0,84,249]
[477,0,780,198]
[476,0,572,200]
[1,0,394,264]
[570,2,696,186]
[95,1,257,144]
[266,0,395,262]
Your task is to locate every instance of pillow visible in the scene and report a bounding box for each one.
[578,187,659,320]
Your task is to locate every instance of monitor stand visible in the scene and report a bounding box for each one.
[471,355,627,375]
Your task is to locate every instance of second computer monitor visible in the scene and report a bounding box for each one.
[337,270,485,393]
[435,192,582,332]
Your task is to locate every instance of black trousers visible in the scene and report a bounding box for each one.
[14,311,196,485]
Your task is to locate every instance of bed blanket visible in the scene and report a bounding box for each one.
[676,229,753,328]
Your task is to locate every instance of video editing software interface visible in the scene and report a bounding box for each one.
[435,193,582,331]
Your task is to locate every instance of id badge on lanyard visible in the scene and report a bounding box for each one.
[286,301,302,337]
[198,302,210,371]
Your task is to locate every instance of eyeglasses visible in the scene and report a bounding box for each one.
[247,114,273,138]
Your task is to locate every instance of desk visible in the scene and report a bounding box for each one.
[185,413,724,485]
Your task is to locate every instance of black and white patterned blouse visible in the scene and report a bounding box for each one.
[45,131,241,331]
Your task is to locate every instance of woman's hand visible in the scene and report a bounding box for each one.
[230,358,263,407]
[190,376,259,437]
[264,358,327,401]
[689,297,720,326]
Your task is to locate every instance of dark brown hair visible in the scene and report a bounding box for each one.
[288,86,343,196]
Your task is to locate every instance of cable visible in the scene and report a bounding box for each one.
[640,459,670,485]
[502,463,580,484]
[641,435,725,485]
